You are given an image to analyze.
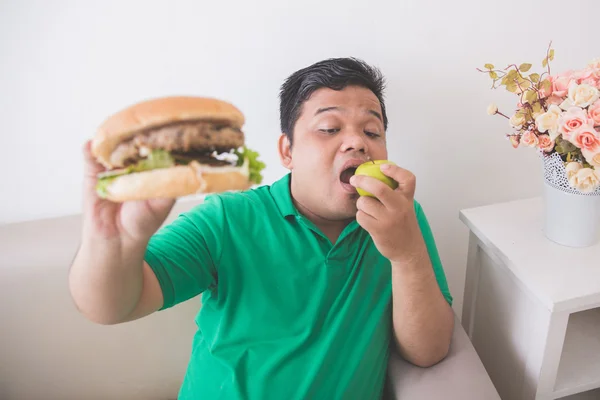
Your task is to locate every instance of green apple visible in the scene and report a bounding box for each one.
[354,160,398,197]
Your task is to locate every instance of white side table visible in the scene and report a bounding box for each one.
[460,197,600,400]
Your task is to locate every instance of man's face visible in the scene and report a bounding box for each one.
[280,85,388,221]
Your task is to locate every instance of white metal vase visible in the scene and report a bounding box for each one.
[542,152,600,248]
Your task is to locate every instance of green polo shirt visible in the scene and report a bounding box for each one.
[145,173,452,400]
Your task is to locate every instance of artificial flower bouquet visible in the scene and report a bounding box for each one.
[480,43,600,193]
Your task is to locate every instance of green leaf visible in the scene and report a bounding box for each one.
[549,49,555,61]
[563,141,577,153]
[95,150,175,198]
[541,79,552,92]
[542,58,548,68]
[517,76,531,89]
[556,137,577,153]
[484,63,494,70]
[506,70,518,80]
[96,176,118,198]
[516,108,528,118]
[506,82,518,93]
[234,146,266,184]
[523,90,537,104]
[519,63,532,72]
[529,73,540,83]
[133,149,175,172]
[489,71,498,79]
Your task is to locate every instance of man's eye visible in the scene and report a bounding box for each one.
[319,128,340,134]
[365,131,380,138]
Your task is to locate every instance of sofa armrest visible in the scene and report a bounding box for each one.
[386,314,500,400]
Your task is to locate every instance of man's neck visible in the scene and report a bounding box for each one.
[291,196,353,244]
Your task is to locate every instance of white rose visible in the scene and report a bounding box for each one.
[565,162,583,179]
[582,148,600,168]
[535,105,562,140]
[566,82,600,108]
[569,167,600,193]
[487,103,498,115]
[509,113,526,128]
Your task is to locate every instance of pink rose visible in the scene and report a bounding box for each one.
[588,58,600,70]
[546,95,563,106]
[589,100,600,126]
[552,70,576,97]
[537,134,555,152]
[575,68,594,81]
[575,68,600,87]
[521,130,539,147]
[558,107,594,141]
[581,77,599,87]
[569,125,600,150]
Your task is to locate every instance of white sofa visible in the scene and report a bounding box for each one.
[0,199,500,400]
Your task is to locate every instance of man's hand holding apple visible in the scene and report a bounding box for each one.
[349,161,426,266]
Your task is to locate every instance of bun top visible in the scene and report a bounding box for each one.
[91,96,245,168]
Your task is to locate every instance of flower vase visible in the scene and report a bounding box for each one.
[542,152,600,248]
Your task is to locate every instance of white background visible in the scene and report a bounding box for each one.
[2,0,598,323]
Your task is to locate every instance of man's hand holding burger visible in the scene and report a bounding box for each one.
[82,139,175,242]
[69,96,266,325]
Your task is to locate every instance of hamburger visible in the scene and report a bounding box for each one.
[91,96,266,202]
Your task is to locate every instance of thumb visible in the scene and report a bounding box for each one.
[83,140,106,178]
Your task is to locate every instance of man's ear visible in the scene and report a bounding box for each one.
[278,134,293,170]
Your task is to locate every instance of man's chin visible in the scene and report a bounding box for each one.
[332,199,359,219]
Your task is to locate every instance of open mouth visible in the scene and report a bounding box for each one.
[339,166,358,193]
[340,167,357,185]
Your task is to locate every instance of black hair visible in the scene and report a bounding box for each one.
[279,57,387,145]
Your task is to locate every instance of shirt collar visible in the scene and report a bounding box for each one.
[270,173,298,218]
[269,173,362,238]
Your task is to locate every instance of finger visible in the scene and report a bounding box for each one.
[349,175,395,206]
[380,164,416,198]
[83,140,106,178]
[146,198,176,220]
[356,195,386,220]
[356,209,377,231]
[82,140,109,204]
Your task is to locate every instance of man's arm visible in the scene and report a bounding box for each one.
[390,244,454,367]
[70,238,164,325]
[349,163,454,367]
[70,141,219,325]
[69,141,174,325]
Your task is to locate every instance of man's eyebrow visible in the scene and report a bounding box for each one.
[315,106,340,115]
[367,109,383,122]
[315,106,382,122]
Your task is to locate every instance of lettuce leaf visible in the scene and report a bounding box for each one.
[96,147,266,199]
[96,150,174,198]
[134,149,175,171]
[235,146,266,184]
[96,177,116,198]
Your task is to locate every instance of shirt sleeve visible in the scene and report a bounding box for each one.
[414,200,453,306]
[144,194,226,310]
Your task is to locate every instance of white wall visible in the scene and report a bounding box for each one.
[1,0,598,363]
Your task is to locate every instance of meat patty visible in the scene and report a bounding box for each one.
[109,120,244,167]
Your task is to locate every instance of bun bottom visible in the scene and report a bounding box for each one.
[100,160,251,202]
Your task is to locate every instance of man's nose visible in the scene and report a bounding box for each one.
[340,130,368,153]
